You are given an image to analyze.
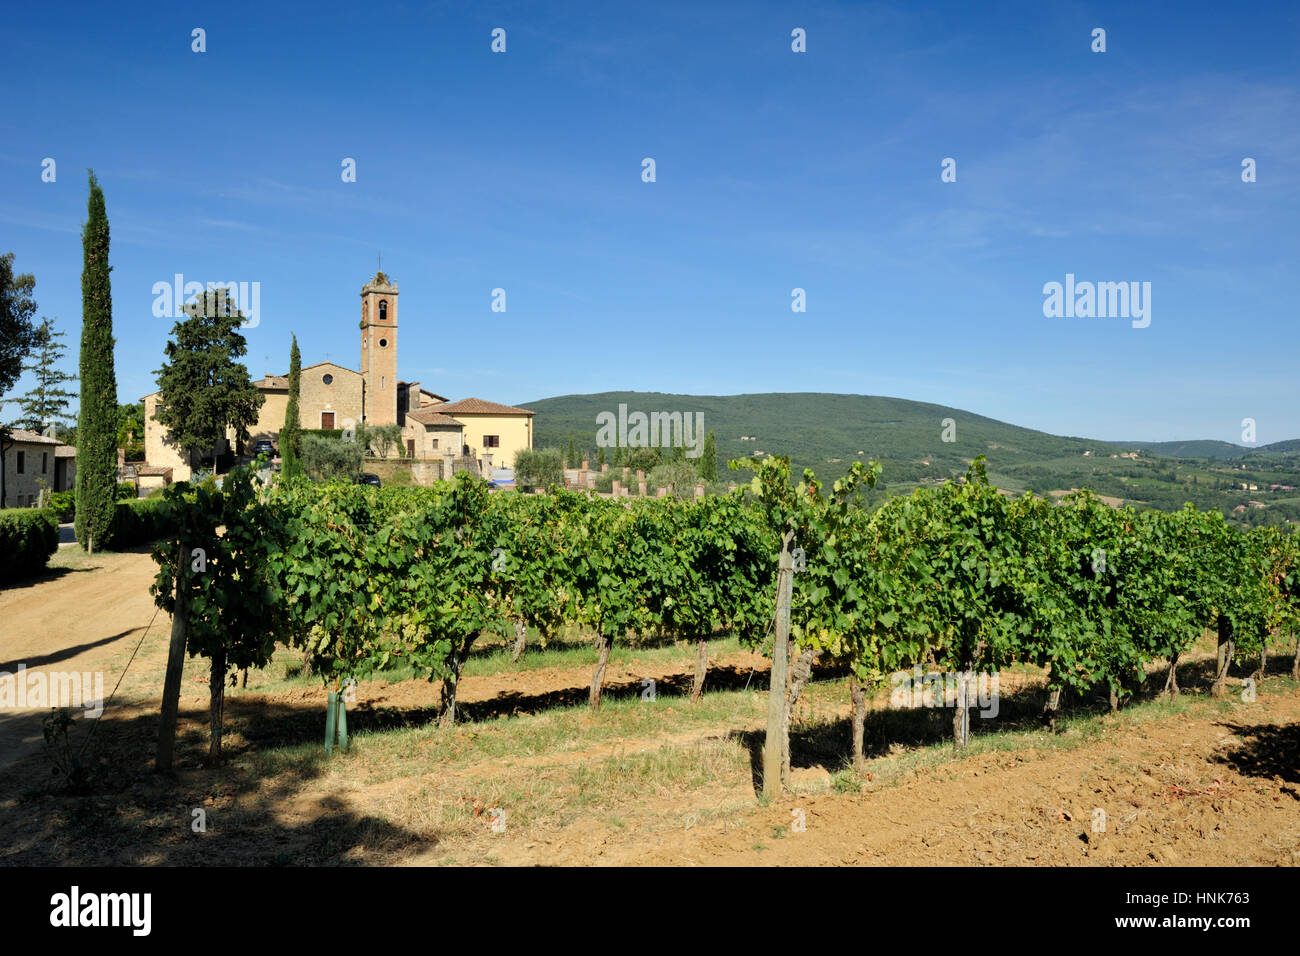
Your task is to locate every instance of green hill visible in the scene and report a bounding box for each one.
[1116,440,1247,459]
[525,391,1300,527]
[528,391,1117,487]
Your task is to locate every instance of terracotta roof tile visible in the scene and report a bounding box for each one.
[406,409,464,427]
[428,397,535,416]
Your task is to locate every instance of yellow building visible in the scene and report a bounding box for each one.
[141,271,534,480]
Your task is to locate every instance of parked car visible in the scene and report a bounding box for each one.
[358,473,382,487]
[252,439,276,458]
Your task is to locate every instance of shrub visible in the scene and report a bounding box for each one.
[104,497,173,550]
[117,481,138,500]
[515,448,564,492]
[594,473,613,494]
[301,433,363,481]
[0,509,59,582]
[649,461,701,497]
[49,490,76,522]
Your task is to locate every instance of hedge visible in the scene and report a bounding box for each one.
[47,482,136,523]
[104,497,173,550]
[0,508,59,582]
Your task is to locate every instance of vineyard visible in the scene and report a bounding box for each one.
[149,455,1300,790]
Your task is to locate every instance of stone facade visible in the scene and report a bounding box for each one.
[2,430,74,508]
[295,362,363,432]
[359,274,398,426]
[139,271,533,477]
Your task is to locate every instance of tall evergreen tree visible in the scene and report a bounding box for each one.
[567,436,578,468]
[154,287,264,471]
[12,316,77,432]
[595,445,606,467]
[75,172,119,550]
[698,430,717,481]
[280,334,303,477]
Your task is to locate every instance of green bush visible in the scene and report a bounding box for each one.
[104,497,173,550]
[49,490,76,522]
[301,433,364,481]
[515,448,564,492]
[47,484,128,522]
[0,509,59,582]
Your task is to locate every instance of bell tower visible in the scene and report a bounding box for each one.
[360,271,398,425]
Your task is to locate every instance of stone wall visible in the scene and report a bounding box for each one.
[362,457,443,486]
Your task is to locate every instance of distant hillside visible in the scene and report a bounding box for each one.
[524,391,1300,526]
[526,391,1121,488]
[1117,440,1247,459]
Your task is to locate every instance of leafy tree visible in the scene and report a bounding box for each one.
[75,172,119,551]
[649,460,699,497]
[10,317,76,433]
[151,468,287,763]
[698,430,717,481]
[628,447,660,473]
[367,423,403,459]
[153,286,264,471]
[301,433,363,480]
[515,447,564,491]
[0,252,38,403]
[280,334,303,478]
[0,252,39,509]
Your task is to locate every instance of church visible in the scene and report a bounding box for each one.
[141,271,535,482]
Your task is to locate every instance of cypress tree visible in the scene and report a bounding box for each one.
[698,430,717,481]
[75,171,118,552]
[567,436,578,468]
[280,334,303,477]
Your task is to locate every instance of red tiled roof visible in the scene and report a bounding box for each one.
[429,397,535,416]
[406,409,463,427]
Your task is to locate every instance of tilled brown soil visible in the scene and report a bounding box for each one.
[2,550,1297,866]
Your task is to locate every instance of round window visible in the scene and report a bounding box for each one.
[378,338,388,348]
[322,373,333,385]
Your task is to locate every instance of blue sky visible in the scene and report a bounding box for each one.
[2,0,1297,444]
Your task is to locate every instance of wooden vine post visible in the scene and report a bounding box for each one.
[156,548,188,773]
[763,530,795,799]
[1212,614,1234,698]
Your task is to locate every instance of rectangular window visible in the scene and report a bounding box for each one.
[16,451,23,474]
[42,452,48,474]
[431,438,439,450]
[484,435,500,448]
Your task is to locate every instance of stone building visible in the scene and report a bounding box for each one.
[1,429,76,508]
[141,271,534,480]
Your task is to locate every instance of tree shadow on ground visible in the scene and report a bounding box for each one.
[0,703,433,866]
[0,627,146,673]
[1210,721,1300,788]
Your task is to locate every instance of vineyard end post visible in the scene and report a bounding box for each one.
[155,548,189,774]
[764,531,794,799]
